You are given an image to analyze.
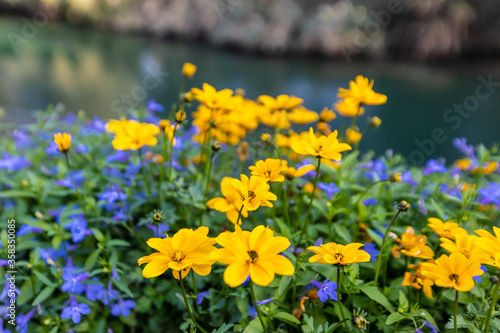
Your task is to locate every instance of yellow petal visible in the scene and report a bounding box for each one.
[250,261,275,287]
[224,261,250,287]
[265,255,294,276]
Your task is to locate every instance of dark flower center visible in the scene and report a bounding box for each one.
[248,250,259,263]
[248,191,256,200]
[449,273,459,282]
[171,249,186,262]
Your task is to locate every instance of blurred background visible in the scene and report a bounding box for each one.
[1,0,499,162]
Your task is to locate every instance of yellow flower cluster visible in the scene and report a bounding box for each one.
[106,118,160,151]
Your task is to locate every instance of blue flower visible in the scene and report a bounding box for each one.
[478,182,500,206]
[363,243,379,261]
[81,116,106,136]
[196,291,210,305]
[146,100,164,112]
[61,272,90,295]
[55,171,85,189]
[61,295,91,324]
[248,298,273,318]
[423,159,447,175]
[15,309,35,333]
[146,223,169,238]
[310,279,337,302]
[473,265,488,283]
[317,182,340,199]
[110,299,135,317]
[98,187,127,206]
[85,281,105,302]
[401,170,417,187]
[10,129,34,150]
[418,198,427,215]
[0,153,31,172]
[64,216,93,243]
[364,159,389,182]
[39,248,66,265]
[362,198,378,206]
[1,275,20,301]
[95,282,119,305]
[423,321,438,333]
[106,151,129,163]
[17,225,42,237]
[453,138,475,159]
[313,238,323,246]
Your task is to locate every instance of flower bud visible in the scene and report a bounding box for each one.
[184,91,194,103]
[54,132,71,153]
[398,200,411,213]
[182,62,197,78]
[390,173,402,183]
[175,110,186,124]
[212,141,221,152]
[370,116,382,128]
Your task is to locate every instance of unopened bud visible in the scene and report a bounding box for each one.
[175,110,186,124]
[212,141,221,152]
[370,116,382,128]
[398,200,411,213]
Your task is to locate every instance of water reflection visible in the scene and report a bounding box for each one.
[0,17,499,162]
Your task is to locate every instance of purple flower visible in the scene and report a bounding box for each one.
[196,291,210,305]
[478,182,500,206]
[81,116,106,136]
[17,225,42,237]
[0,153,31,172]
[248,298,273,317]
[473,265,488,283]
[423,159,447,175]
[1,275,20,300]
[110,299,135,317]
[364,159,389,182]
[15,309,35,333]
[423,321,438,333]
[146,100,164,112]
[62,113,78,124]
[11,129,34,150]
[61,272,90,295]
[310,279,337,302]
[362,198,378,206]
[363,243,379,261]
[61,295,91,324]
[39,248,66,265]
[313,238,323,246]
[95,282,119,305]
[401,170,417,187]
[453,138,475,159]
[146,223,169,238]
[418,198,427,215]
[64,216,93,243]
[45,141,61,156]
[317,182,340,199]
[98,187,126,206]
[55,171,85,189]
[106,151,129,163]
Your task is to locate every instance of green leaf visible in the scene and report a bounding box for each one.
[112,278,134,298]
[386,312,406,325]
[273,312,300,325]
[92,228,104,242]
[361,285,394,312]
[417,309,439,331]
[242,318,264,333]
[333,224,352,243]
[212,323,234,333]
[429,198,445,220]
[277,276,292,296]
[107,239,130,247]
[398,290,409,312]
[32,286,55,306]
[84,249,100,271]
[0,190,37,199]
[33,270,57,287]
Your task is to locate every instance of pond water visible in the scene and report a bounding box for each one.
[1,16,500,165]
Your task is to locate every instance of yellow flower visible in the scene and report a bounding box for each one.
[345,128,362,144]
[54,132,71,153]
[111,120,160,151]
[337,75,387,105]
[287,106,319,124]
[283,164,315,181]
[307,242,371,266]
[389,173,402,183]
[138,227,216,279]
[335,98,365,117]
[207,177,248,225]
[258,94,303,110]
[402,262,435,299]
[453,159,471,171]
[236,141,250,162]
[182,62,197,78]
[474,227,500,268]
[191,83,234,110]
[261,133,272,143]
[316,122,332,135]
[249,159,288,183]
[440,234,494,265]
[210,225,294,287]
[427,217,468,240]
[370,116,382,127]
[319,107,336,122]
[421,253,483,292]
[303,182,321,194]
[105,118,129,134]
[230,175,277,211]
[471,161,499,175]
[291,127,352,161]
[391,227,434,259]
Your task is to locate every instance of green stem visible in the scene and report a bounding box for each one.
[235,205,244,227]
[283,180,291,226]
[484,277,500,332]
[297,157,322,246]
[64,152,87,216]
[179,277,208,333]
[158,133,169,208]
[190,270,201,314]
[138,149,152,199]
[374,210,402,286]
[337,266,348,330]
[116,193,148,252]
[250,281,269,333]
[200,149,215,226]
[167,126,177,184]
[454,290,459,333]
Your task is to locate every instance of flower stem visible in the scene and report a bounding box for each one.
[484,276,500,332]
[179,277,208,333]
[283,180,291,226]
[158,132,169,208]
[374,210,402,286]
[64,152,87,216]
[138,149,152,199]
[454,290,459,333]
[167,126,177,185]
[200,149,215,226]
[235,205,244,227]
[298,157,322,246]
[337,266,348,330]
[190,270,201,314]
[249,281,269,333]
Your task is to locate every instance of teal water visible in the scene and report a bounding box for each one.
[1,17,500,165]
